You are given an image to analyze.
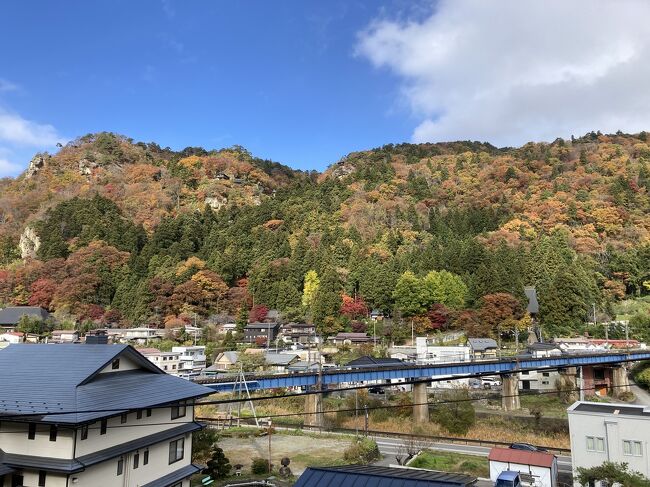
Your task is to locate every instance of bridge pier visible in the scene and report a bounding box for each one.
[501,374,520,411]
[304,392,324,428]
[612,365,630,397]
[413,381,430,423]
[559,367,578,403]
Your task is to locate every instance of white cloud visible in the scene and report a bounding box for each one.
[356,0,650,145]
[0,156,23,176]
[0,79,19,92]
[0,109,64,147]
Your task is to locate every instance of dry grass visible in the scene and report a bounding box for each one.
[339,415,570,449]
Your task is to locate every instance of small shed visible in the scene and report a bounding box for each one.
[488,447,558,487]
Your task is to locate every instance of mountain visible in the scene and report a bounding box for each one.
[2,130,650,342]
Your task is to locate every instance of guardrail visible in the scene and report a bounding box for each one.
[197,417,571,455]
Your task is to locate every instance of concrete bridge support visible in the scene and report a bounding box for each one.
[413,381,430,423]
[501,374,520,411]
[304,392,324,428]
[559,367,578,403]
[612,365,630,397]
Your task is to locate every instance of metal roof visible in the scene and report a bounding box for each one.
[570,401,650,417]
[346,356,404,368]
[294,465,476,487]
[265,353,299,365]
[0,344,211,424]
[141,463,202,487]
[0,307,50,325]
[467,338,498,351]
[524,287,539,314]
[488,448,555,468]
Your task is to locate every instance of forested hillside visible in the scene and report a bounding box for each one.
[2,130,650,341]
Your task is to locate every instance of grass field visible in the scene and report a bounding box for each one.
[408,449,489,478]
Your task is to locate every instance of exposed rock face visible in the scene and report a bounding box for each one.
[331,161,356,180]
[205,196,228,210]
[19,226,40,259]
[25,153,50,178]
[78,158,98,176]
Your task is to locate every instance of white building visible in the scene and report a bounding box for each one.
[568,401,650,486]
[120,327,163,344]
[49,329,79,344]
[415,338,471,364]
[0,343,210,487]
[172,346,207,379]
[519,369,560,392]
[138,348,181,376]
[0,332,24,344]
[488,447,558,487]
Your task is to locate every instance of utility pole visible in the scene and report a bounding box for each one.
[373,320,377,350]
[267,419,272,473]
[411,320,414,346]
[364,404,369,436]
[355,390,359,436]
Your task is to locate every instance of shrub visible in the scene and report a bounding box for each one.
[204,447,232,479]
[432,389,476,435]
[343,437,381,465]
[635,366,650,388]
[251,457,270,475]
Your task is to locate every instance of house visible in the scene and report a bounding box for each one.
[0,343,211,487]
[389,346,417,362]
[243,323,279,345]
[519,369,560,392]
[294,465,476,487]
[329,332,372,345]
[568,401,650,485]
[280,322,316,345]
[287,361,321,373]
[172,346,207,379]
[526,342,562,358]
[488,447,558,487]
[212,351,239,371]
[50,329,80,344]
[467,338,498,359]
[120,327,162,344]
[0,332,24,344]
[0,307,50,331]
[263,353,299,372]
[369,309,384,321]
[415,338,471,364]
[138,348,181,376]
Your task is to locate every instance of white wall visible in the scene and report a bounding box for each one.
[0,423,74,459]
[98,355,141,374]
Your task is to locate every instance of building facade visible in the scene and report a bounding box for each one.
[172,346,207,378]
[138,348,181,376]
[568,401,650,486]
[0,344,210,487]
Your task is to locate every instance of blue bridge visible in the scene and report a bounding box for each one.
[198,350,650,392]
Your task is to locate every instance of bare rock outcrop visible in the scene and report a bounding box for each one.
[19,226,40,259]
[25,153,50,178]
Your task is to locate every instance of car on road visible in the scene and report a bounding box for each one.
[509,442,548,452]
[368,386,385,394]
[481,376,502,389]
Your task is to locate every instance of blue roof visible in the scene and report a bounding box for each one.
[294,466,476,487]
[0,344,211,423]
[497,471,520,481]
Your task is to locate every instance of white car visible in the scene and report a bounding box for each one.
[481,376,502,389]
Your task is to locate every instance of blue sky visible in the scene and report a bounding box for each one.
[2,1,650,177]
[0,0,416,176]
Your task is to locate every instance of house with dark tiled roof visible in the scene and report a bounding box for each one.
[0,306,50,331]
[467,338,498,359]
[0,344,211,487]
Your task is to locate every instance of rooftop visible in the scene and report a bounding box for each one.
[488,447,556,468]
[346,356,404,367]
[294,465,476,487]
[0,344,210,424]
[569,401,650,417]
[467,338,498,351]
[0,307,50,325]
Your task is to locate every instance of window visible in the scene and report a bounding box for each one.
[521,371,529,375]
[623,440,643,456]
[143,449,149,465]
[170,483,182,487]
[169,438,185,464]
[146,408,152,417]
[111,358,120,370]
[171,401,186,420]
[542,372,550,377]
[133,452,140,469]
[586,436,605,452]
[38,470,46,487]
[28,423,36,440]
[542,380,550,385]
[117,458,124,475]
[136,410,143,420]
[594,369,605,380]
[80,425,88,440]
[49,425,57,442]
[100,419,107,435]
[120,413,127,424]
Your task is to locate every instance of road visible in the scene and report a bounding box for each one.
[632,383,650,406]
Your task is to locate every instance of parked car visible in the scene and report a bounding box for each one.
[495,470,535,487]
[509,442,547,452]
[481,376,502,389]
[368,386,385,395]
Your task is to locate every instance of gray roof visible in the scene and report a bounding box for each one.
[571,402,650,417]
[141,463,202,487]
[219,351,239,363]
[0,344,211,424]
[245,323,279,330]
[524,286,539,314]
[294,465,476,487]
[0,307,50,326]
[467,338,498,351]
[265,353,299,366]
